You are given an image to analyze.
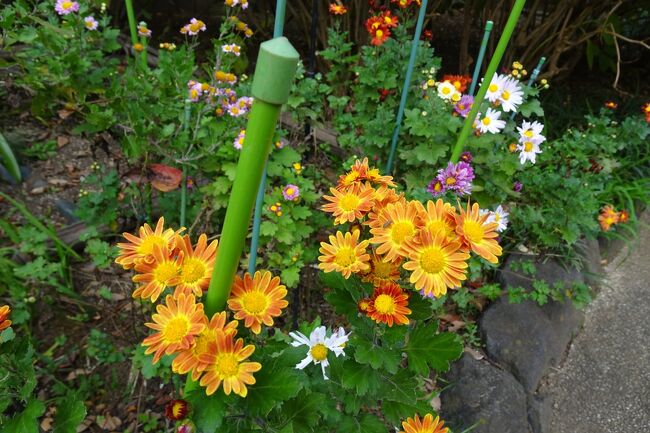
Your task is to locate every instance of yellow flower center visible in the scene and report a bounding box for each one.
[215,353,240,377]
[376,29,384,38]
[445,177,456,185]
[192,330,215,356]
[241,291,269,315]
[442,87,451,95]
[524,129,534,138]
[180,258,206,285]
[311,343,329,361]
[420,247,446,274]
[482,117,491,126]
[488,83,498,92]
[494,213,501,222]
[163,316,190,343]
[502,90,510,100]
[453,80,461,89]
[524,141,533,152]
[172,402,186,418]
[390,221,415,244]
[136,235,167,255]
[374,294,396,314]
[153,261,179,284]
[286,188,295,196]
[463,220,485,243]
[343,171,360,185]
[334,247,357,268]
[373,259,393,279]
[62,1,73,9]
[339,193,360,212]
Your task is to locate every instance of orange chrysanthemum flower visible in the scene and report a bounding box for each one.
[0,305,11,331]
[172,312,238,381]
[417,199,457,242]
[369,200,421,261]
[399,413,449,433]
[619,209,630,223]
[604,101,618,110]
[598,205,620,231]
[318,230,371,278]
[142,294,206,363]
[358,298,372,313]
[381,11,399,28]
[338,158,396,189]
[227,271,288,334]
[455,202,502,263]
[165,399,189,421]
[370,26,390,46]
[115,217,182,269]
[198,332,261,397]
[361,252,402,286]
[442,74,472,93]
[132,244,183,302]
[322,183,375,224]
[366,282,411,326]
[402,230,469,298]
[175,234,217,298]
[329,3,347,14]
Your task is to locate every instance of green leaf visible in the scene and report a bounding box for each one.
[281,391,326,432]
[53,393,86,433]
[338,414,386,432]
[260,220,278,237]
[245,363,303,416]
[405,324,462,375]
[184,389,228,433]
[339,360,379,396]
[381,399,435,425]
[0,132,21,183]
[2,398,45,433]
[353,338,401,373]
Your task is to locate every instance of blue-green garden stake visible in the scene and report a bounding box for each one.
[179,100,192,228]
[249,0,287,274]
[385,0,429,174]
[509,56,546,120]
[469,20,494,96]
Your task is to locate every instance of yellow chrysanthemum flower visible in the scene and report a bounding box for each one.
[174,234,218,298]
[172,312,238,381]
[369,200,421,261]
[399,413,449,433]
[227,271,289,334]
[455,202,502,263]
[142,294,207,363]
[318,231,370,278]
[115,217,183,269]
[417,199,457,242]
[322,183,375,224]
[337,157,396,188]
[132,244,183,302]
[198,332,261,397]
[401,230,469,298]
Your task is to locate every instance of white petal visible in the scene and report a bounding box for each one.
[295,354,313,370]
[289,331,311,347]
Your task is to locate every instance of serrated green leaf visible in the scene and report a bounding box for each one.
[339,360,378,396]
[405,324,463,375]
[245,363,303,416]
[2,398,45,433]
[281,391,326,432]
[184,389,229,433]
[53,393,86,433]
[353,338,400,373]
[338,414,385,432]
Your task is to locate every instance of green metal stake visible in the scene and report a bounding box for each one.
[205,37,299,317]
[509,56,545,121]
[385,0,429,174]
[123,0,138,47]
[469,21,494,96]
[179,100,192,228]
[449,0,527,163]
[249,0,287,274]
[139,34,148,69]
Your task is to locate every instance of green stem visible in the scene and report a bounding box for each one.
[123,0,138,47]
[180,100,192,228]
[450,0,527,163]
[140,34,148,69]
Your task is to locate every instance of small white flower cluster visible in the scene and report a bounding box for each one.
[474,73,524,134]
[222,43,242,56]
[289,326,349,380]
[516,120,546,164]
[480,205,509,232]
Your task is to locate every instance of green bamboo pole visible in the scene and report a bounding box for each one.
[179,100,192,228]
[205,37,299,317]
[249,0,287,274]
[123,0,138,47]
[385,0,429,174]
[139,34,148,69]
[449,0,527,163]
[469,21,494,96]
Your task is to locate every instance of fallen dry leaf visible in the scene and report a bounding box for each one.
[149,163,182,192]
[57,136,70,148]
[58,108,75,119]
[40,417,54,431]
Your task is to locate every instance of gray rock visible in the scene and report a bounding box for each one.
[479,298,566,393]
[575,238,604,289]
[528,394,551,433]
[498,254,584,291]
[441,354,529,433]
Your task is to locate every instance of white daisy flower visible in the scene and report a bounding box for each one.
[483,205,509,232]
[486,73,507,103]
[289,326,349,380]
[437,81,457,100]
[476,108,506,134]
[517,139,542,164]
[498,77,523,112]
[517,120,546,143]
[222,43,241,56]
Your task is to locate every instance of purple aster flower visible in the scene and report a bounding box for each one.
[55,0,79,15]
[282,184,300,200]
[426,179,446,197]
[513,181,523,192]
[460,151,473,163]
[454,94,474,118]
[436,161,474,196]
[84,16,98,30]
[419,289,435,299]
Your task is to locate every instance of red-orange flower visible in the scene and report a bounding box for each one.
[370,26,390,46]
[442,74,472,93]
[399,413,449,433]
[0,305,11,332]
[366,283,411,326]
[380,11,399,28]
[604,101,618,109]
[228,271,288,334]
[391,0,414,8]
[115,217,182,269]
[165,399,189,421]
[619,209,630,223]
[598,205,620,231]
[643,102,650,122]
[329,3,348,15]
[361,252,402,286]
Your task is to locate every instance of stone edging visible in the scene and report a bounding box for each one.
[440,238,605,433]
